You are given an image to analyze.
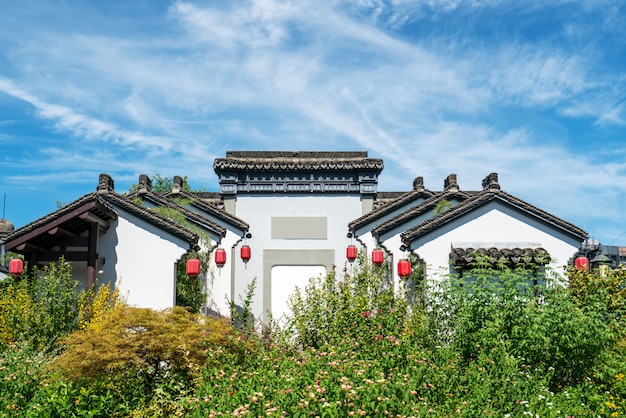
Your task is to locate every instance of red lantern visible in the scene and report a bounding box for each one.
[186,258,201,278]
[346,245,357,262]
[214,248,227,268]
[397,259,411,278]
[372,248,384,266]
[574,255,589,271]
[240,245,251,263]
[9,258,23,275]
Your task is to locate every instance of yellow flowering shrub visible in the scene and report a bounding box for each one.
[77,281,121,331]
[567,266,626,314]
[50,306,239,396]
[0,282,34,346]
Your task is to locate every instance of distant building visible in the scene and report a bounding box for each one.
[577,239,626,269]
[1,151,589,320]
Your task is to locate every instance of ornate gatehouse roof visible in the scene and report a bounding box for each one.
[213,151,384,195]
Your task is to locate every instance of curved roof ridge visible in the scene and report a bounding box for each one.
[163,189,249,231]
[129,191,228,238]
[371,190,472,238]
[401,189,588,244]
[349,189,438,231]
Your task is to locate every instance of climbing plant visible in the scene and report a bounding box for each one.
[150,201,213,314]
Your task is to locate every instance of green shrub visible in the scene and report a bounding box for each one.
[50,305,238,410]
[0,257,80,352]
[425,259,618,391]
[0,281,36,348]
[288,251,417,349]
[1,255,623,416]
[0,344,52,416]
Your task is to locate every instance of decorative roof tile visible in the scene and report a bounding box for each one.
[349,189,440,232]
[450,246,551,267]
[162,189,249,231]
[128,190,228,238]
[214,151,383,172]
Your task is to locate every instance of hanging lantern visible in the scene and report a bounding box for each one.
[574,255,589,271]
[214,248,227,268]
[240,245,251,263]
[186,258,201,278]
[397,259,411,278]
[9,258,23,275]
[372,248,384,266]
[346,245,357,262]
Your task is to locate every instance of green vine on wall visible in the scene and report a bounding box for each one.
[150,201,214,314]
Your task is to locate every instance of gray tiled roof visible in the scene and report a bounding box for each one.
[128,191,228,238]
[3,193,117,249]
[190,192,224,208]
[3,191,200,252]
[401,190,588,244]
[214,151,384,172]
[371,191,471,239]
[348,189,440,232]
[372,192,409,209]
[163,189,249,232]
[96,193,200,243]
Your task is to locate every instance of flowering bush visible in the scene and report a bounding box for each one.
[0,257,81,352]
[0,256,625,416]
[425,259,617,391]
[288,251,418,349]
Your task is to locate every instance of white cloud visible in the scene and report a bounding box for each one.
[0,78,175,152]
[1,0,626,242]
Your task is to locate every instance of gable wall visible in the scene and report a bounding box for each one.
[98,212,190,310]
[233,193,363,319]
[410,202,581,278]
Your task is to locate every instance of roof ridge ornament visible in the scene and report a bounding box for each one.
[444,174,459,192]
[172,175,183,194]
[413,176,425,192]
[138,174,152,195]
[97,173,115,194]
[482,172,501,192]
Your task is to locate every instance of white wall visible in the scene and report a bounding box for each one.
[207,229,242,316]
[270,265,326,324]
[409,203,581,279]
[98,213,189,310]
[233,194,363,319]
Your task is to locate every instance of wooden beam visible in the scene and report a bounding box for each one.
[56,236,89,247]
[86,222,99,289]
[79,212,110,232]
[3,201,99,251]
[48,226,76,237]
[15,242,47,252]
[36,251,89,262]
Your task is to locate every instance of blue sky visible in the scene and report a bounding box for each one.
[1,0,625,246]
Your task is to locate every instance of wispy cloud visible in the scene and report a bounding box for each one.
[0,78,175,152]
[1,0,625,242]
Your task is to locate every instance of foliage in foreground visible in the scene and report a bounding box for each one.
[1,256,625,417]
[0,258,80,351]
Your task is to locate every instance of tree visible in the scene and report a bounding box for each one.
[127,173,197,194]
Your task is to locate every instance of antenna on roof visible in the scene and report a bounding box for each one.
[607,231,626,246]
[2,193,5,220]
